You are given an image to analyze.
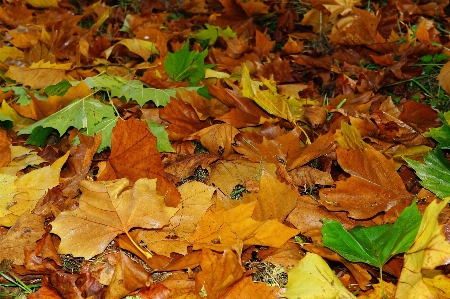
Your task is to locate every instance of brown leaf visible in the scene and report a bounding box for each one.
[195,248,244,299]
[50,271,84,299]
[398,100,442,132]
[159,98,209,141]
[0,129,11,168]
[177,88,229,120]
[60,133,101,198]
[189,124,240,157]
[137,283,171,299]
[0,212,45,265]
[288,166,333,188]
[287,131,337,170]
[320,147,413,219]
[234,127,305,166]
[96,118,180,206]
[287,195,355,242]
[24,231,62,273]
[105,251,152,299]
[138,181,215,256]
[28,276,63,299]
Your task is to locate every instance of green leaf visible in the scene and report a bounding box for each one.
[18,98,116,150]
[2,86,45,105]
[26,126,55,147]
[406,147,450,198]
[44,79,72,96]
[89,117,118,152]
[145,120,175,152]
[426,111,450,148]
[0,114,13,130]
[84,73,200,107]
[164,42,215,86]
[322,202,422,268]
[191,24,236,45]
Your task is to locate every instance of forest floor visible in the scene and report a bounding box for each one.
[0,0,449,298]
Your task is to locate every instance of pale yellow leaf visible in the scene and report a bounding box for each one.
[0,145,47,176]
[283,253,356,299]
[0,46,24,62]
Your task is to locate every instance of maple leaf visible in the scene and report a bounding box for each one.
[138,181,215,256]
[0,145,47,176]
[0,212,45,265]
[321,201,422,269]
[5,60,71,90]
[406,147,450,199]
[191,201,299,251]
[164,42,215,86]
[18,98,116,150]
[241,64,293,121]
[84,73,200,107]
[241,169,298,222]
[51,178,178,259]
[103,38,159,61]
[191,24,236,45]
[283,252,356,299]
[320,146,413,219]
[195,249,244,299]
[0,152,68,226]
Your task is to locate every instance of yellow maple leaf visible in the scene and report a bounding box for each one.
[0,152,69,226]
[0,145,47,176]
[241,64,293,122]
[395,197,450,299]
[191,201,299,252]
[283,252,356,299]
[25,0,59,8]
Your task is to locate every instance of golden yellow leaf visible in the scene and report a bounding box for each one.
[395,197,450,299]
[5,60,70,90]
[191,201,299,252]
[0,145,47,176]
[51,178,178,259]
[283,252,356,299]
[195,249,244,299]
[437,61,450,95]
[25,0,59,8]
[103,39,159,61]
[241,64,293,121]
[0,46,24,62]
[242,169,298,222]
[0,152,68,226]
[335,121,368,150]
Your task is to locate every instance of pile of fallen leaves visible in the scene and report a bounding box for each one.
[0,0,450,297]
